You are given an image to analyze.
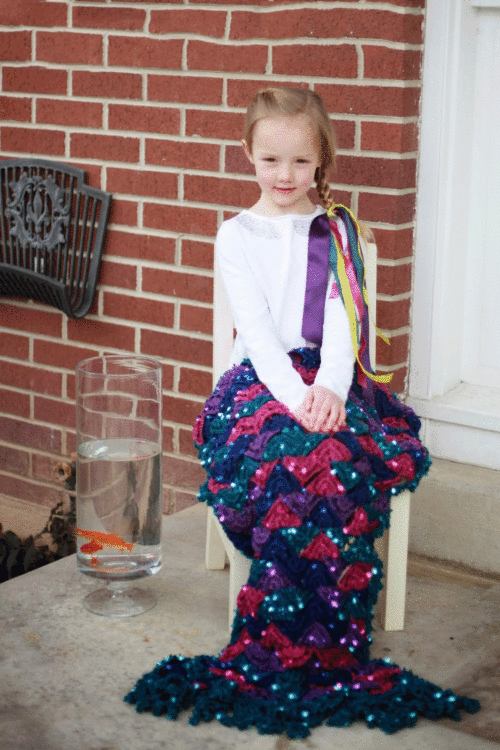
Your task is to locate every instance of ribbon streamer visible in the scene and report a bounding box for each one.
[327,204,393,385]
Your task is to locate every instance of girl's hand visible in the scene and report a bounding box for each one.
[293,385,346,433]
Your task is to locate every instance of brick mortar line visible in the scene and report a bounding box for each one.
[162,465,202,477]
[174,2,424,15]
[2,94,423,123]
[100,288,215,307]
[377,256,414,267]
[162,389,206,403]
[364,221,417,231]
[103,28,109,67]
[174,363,213,374]
[0,360,85,376]
[100,259,214,277]
[0,466,73,486]
[332,186,417,196]
[0,127,421,164]
[181,37,188,72]
[0,313,411,353]
[377,290,412,302]
[376,361,408,372]
[154,356,213,371]
[102,305,213,321]
[379,325,411,336]
[162,449,201,464]
[2,61,423,86]
[97,227,213,241]
[0,356,209,378]
[30,27,36,62]
[0,382,43,394]
[82,315,214,340]
[0,28,424,45]
[104,228,217,242]
[120,192,419,213]
[106,216,415,234]
[30,29,425,53]
[0,415,74,433]
[0,360,77,377]
[43,1,424,14]
[111,190,419,210]
[224,10,232,42]
[0,448,68,468]
[1,128,421,160]
[0,337,212,372]
[0,484,77,505]
[0,8,425,33]
[6,32,424,48]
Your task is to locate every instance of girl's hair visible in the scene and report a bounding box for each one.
[244,86,374,241]
[244,87,335,209]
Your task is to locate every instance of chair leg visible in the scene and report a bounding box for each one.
[227,547,252,630]
[205,509,252,629]
[205,508,227,570]
[380,490,411,631]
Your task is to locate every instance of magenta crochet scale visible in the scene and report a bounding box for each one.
[125,208,479,738]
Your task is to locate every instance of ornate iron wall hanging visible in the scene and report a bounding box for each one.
[0,159,111,318]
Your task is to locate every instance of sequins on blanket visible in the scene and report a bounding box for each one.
[125,349,479,738]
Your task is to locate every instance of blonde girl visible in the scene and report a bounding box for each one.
[126,88,476,738]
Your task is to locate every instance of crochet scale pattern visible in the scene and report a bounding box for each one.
[125,349,479,738]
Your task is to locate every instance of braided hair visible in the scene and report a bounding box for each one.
[315,163,334,210]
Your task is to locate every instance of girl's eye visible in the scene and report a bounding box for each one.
[263,157,276,163]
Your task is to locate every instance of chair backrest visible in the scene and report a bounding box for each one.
[0,158,111,318]
[213,239,378,387]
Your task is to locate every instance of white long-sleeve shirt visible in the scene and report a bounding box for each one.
[216,206,355,412]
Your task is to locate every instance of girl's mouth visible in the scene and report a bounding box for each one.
[275,187,295,194]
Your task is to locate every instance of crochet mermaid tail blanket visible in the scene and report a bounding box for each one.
[125,349,479,738]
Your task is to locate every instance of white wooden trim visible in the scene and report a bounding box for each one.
[472,0,500,7]
[409,0,500,467]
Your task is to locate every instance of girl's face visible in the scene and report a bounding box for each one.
[244,114,321,216]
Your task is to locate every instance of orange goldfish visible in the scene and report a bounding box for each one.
[80,539,103,554]
[77,528,134,552]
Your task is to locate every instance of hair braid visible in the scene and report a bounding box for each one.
[315,164,334,210]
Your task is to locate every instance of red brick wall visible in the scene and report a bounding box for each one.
[0,0,425,515]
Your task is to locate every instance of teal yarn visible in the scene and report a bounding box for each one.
[125,349,479,738]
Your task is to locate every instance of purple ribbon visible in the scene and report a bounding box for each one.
[301,213,331,345]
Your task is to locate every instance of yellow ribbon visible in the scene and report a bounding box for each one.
[328,205,393,385]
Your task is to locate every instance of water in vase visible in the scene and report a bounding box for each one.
[77,438,162,580]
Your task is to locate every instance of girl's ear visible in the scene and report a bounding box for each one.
[242,139,254,164]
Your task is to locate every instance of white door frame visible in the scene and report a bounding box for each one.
[408,0,500,469]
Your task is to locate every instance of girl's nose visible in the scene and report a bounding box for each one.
[277,162,292,181]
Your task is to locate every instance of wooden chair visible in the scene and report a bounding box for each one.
[206,241,411,632]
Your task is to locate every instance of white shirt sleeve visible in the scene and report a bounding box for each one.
[216,221,309,411]
[313,292,355,401]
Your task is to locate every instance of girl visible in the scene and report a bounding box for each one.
[126,87,479,737]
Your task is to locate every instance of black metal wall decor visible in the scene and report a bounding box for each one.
[0,159,111,318]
